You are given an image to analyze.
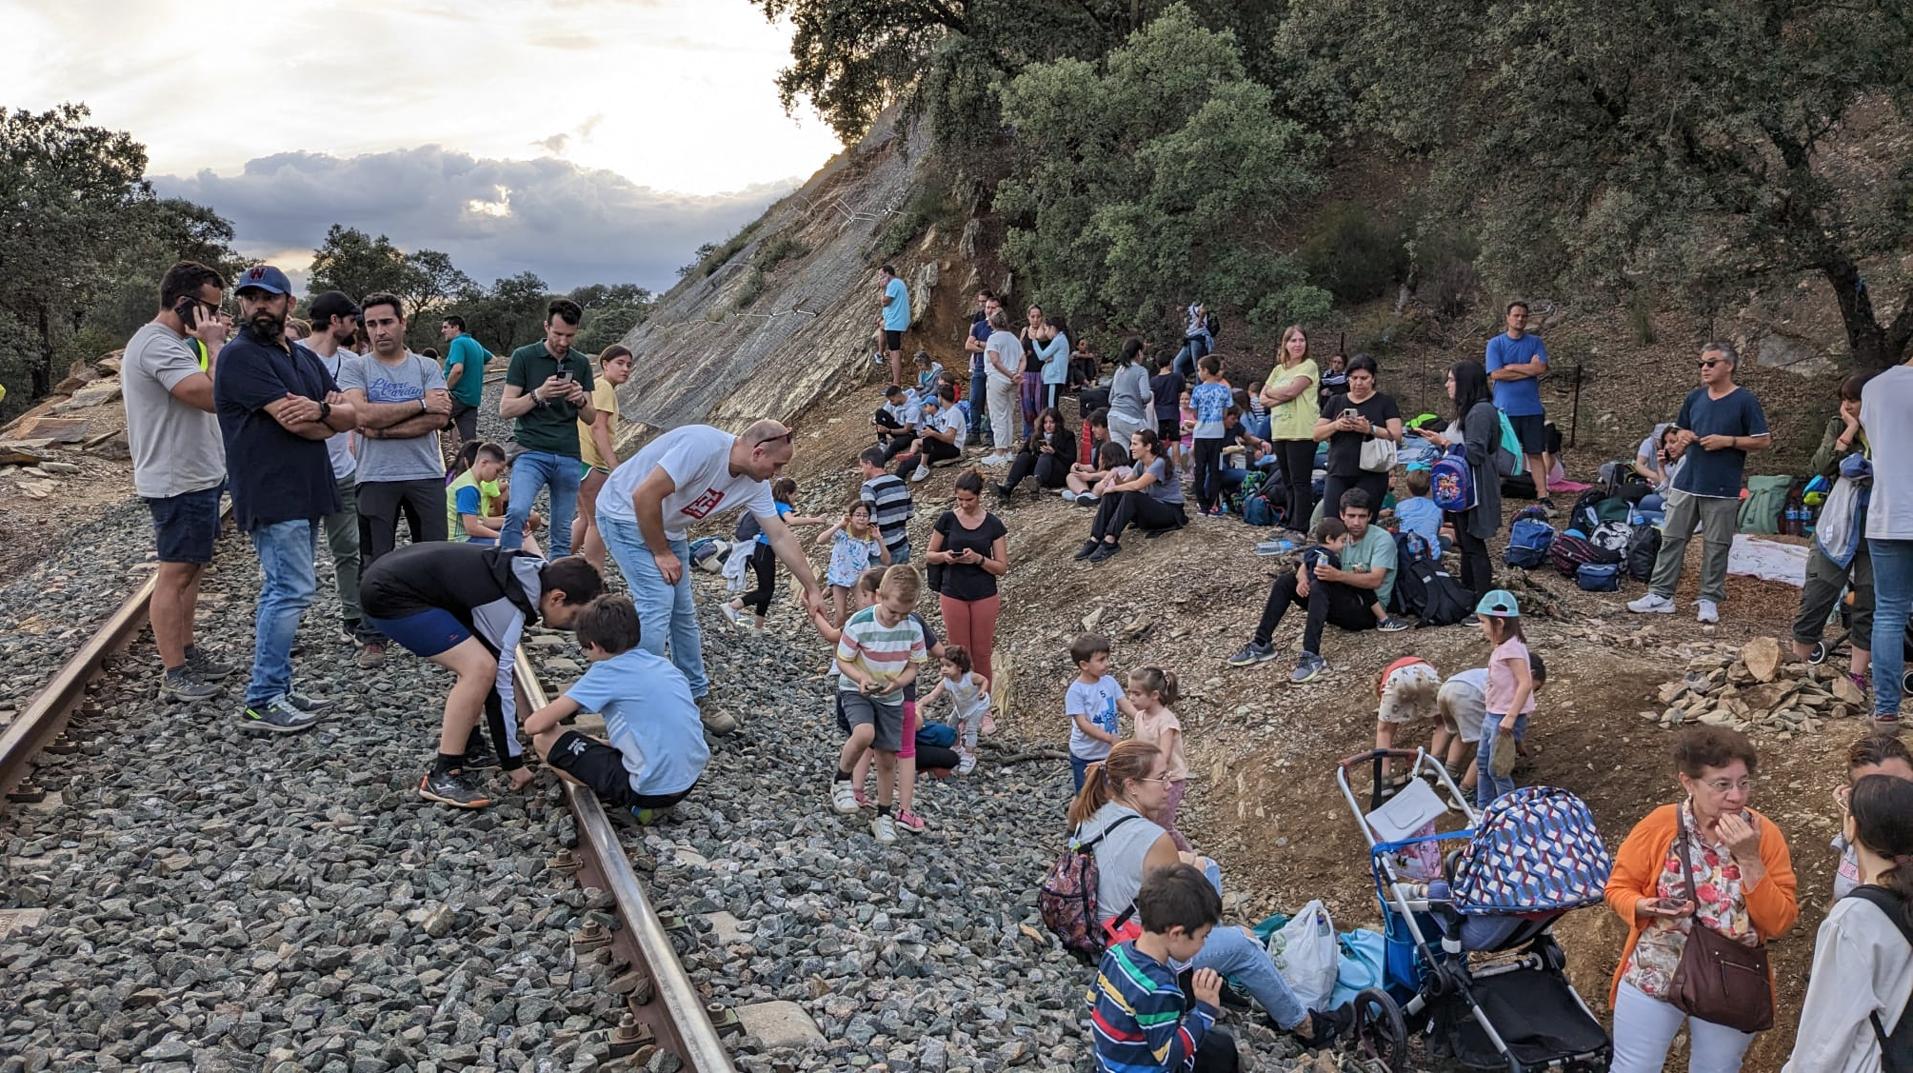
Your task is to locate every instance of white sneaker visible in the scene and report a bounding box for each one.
[722,602,751,629]
[830,781,859,814]
[1627,593,1676,614]
[871,813,897,844]
[1696,599,1720,624]
[956,750,977,775]
[910,464,931,483]
[1060,490,1078,502]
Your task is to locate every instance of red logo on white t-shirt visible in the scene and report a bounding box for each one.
[680,487,727,519]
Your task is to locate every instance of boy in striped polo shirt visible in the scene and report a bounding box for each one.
[1089,864,1237,1073]
[830,564,928,843]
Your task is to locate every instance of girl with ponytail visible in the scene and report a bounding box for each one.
[1063,739,1332,1046]
[1785,773,1913,1072]
[1125,668,1191,851]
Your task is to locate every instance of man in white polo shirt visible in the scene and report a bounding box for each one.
[596,419,826,734]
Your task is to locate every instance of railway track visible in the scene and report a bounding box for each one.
[0,551,735,1073]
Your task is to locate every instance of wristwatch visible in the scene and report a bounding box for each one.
[417,397,428,413]
[318,401,332,423]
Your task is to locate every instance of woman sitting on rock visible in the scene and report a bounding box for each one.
[1074,428,1185,564]
[1068,740,1345,1049]
[996,407,1075,499]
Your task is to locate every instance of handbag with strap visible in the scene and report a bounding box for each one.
[1359,435,1398,473]
[1667,810,1774,1033]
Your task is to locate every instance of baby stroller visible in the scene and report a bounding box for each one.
[1337,750,1612,1072]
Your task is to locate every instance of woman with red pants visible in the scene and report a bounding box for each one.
[927,469,1010,686]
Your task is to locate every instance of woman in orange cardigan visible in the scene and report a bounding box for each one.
[1605,726,1798,1073]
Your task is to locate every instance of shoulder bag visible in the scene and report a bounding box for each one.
[1667,810,1774,1033]
[1359,434,1398,473]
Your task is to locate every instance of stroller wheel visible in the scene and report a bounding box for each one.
[1807,640,1828,665]
[1903,669,1912,693]
[1349,987,1408,1073]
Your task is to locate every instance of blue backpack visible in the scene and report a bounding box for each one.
[1504,506,1555,569]
[1450,787,1612,913]
[1576,562,1622,592]
[1430,446,1476,512]
[1242,491,1279,527]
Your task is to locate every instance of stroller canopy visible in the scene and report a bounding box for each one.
[1450,786,1612,915]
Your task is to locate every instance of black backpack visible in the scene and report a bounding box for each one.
[1845,886,1913,1071]
[1625,525,1662,582]
[1389,532,1474,626]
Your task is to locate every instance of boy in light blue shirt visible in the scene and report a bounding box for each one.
[1393,468,1446,553]
[524,595,709,822]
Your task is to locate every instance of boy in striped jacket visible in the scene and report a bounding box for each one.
[1088,864,1238,1073]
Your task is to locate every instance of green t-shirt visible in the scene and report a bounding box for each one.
[505,342,596,456]
[443,334,490,407]
[1343,523,1400,611]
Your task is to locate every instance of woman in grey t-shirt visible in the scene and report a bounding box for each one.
[1106,338,1153,446]
[1076,428,1186,564]
[1067,741,1326,1041]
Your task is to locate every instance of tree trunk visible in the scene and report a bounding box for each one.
[31,302,54,400]
[1823,258,1896,369]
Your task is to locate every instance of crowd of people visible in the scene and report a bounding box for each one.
[117,255,1913,1072]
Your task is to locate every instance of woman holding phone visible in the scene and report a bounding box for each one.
[926,469,1010,683]
[1604,726,1798,1073]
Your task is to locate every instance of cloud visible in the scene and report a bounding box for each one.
[152,147,798,293]
[534,133,570,154]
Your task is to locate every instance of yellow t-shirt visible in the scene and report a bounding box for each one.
[1267,358,1320,441]
[578,379,621,471]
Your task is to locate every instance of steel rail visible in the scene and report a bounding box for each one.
[514,649,736,1072]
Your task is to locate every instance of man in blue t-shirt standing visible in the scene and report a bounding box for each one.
[1484,300,1552,506]
[876,264,910,389]
[214,265,359,733]
[1629,342,1771,625]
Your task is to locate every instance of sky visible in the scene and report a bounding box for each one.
[0,0,844,292]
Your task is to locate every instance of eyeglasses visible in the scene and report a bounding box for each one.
[1697,360,1723,369]
[1137,774,1176,786]
[1701,777,1754,794]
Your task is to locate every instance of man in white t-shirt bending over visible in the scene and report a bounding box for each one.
[597,419,826,735]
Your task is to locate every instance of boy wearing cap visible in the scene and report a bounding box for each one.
[214,265,359,733]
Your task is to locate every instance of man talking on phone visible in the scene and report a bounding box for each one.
[498,298,595,557]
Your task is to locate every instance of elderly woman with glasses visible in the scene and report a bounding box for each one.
[1604,726,1798,1073]
[1065,739,1347,1050]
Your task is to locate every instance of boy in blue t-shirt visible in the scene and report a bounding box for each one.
[1392,468,1446,553]
[524,595,710,822]
[1189,356,1234,516]
[1066,633,1138,790]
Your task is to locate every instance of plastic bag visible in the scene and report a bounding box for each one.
[1266,900,1338,1011]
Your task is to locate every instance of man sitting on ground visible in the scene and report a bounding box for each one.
[1227,489,1409,682]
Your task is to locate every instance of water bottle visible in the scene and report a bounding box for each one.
[1803,504,1816,538]
[1784,505,1800,535]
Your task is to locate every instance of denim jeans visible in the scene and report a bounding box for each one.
[968,355,987,438]
[502,450,581,558]
[1191,920,1309,1029]
[1174,332,1213,381]
[1869,538,1913,719]
[1477,711,1529,808]
[599,514,708,698]
[247,519,319,706]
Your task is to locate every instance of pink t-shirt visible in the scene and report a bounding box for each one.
[1134,707,1188,782]
[1483,638,1536,716]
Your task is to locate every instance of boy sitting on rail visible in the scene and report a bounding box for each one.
[361,543,604,810]
[522,595,709,824]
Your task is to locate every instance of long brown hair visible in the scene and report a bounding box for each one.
[1067,740,1161,827]
[1277,324,1308,368]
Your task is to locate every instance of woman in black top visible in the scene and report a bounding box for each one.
[997,407,1076,497]
[1419,360,1503,598]
[927,469,1010,682]
[1312,353,1403,524]
[1018,305,1048,441]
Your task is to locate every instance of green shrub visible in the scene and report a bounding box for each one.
[1297,202,1408,306]
[698,221,762,278]
[874,185,958,260]
[732,269,766,311]
[752,234,810,274]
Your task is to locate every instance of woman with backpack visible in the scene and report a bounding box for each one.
[1416,361,1503,599]
[1063,741,1343,1050]
[1782,773,1913,1072]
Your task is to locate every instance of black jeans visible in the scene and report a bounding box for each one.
[896,436,961,475]
[1274,439,1315,529]
[1004,449,1069,492]
[1251,570,1377,654]
[1193,436,1225,511]
[1452,520,1493,600]
[1321,471,1389,525]
[739,542,777,616]
[1091,491,1186,542]
[358,478,450,566]
[450,401,480,446]
[879,433,917,464]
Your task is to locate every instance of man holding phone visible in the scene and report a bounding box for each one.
[498,299,595,557]
[122,261,234,702]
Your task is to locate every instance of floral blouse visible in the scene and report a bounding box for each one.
[826,529,883,588]
[1623,800,1760,999]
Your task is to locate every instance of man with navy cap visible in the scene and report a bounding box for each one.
[214,265,359,733]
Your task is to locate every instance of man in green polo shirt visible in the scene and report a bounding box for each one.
[439,314,491,445]
[498,298,596,557]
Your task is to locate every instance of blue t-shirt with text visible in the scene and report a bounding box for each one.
[1066,674,1123,761]
[1484,333,1548,417]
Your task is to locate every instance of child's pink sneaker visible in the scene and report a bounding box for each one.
[895,809,926,834]
[854,786,870,809]
[981,713,997,736]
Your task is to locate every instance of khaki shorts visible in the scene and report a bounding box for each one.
[1378,662,1441,725]
[1437,679,1487,744]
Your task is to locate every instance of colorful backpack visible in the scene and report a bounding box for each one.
[1549,530,1620,578]
[1430,446,1476,512]
[1450,786,1613,914]
[1039,815,1139,963]
[1494,411,1525,477]
[1504,506,1555,569]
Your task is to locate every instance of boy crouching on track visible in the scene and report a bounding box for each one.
[830,564,928,845]
[360,543,604,809]
[522,595,709,824]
